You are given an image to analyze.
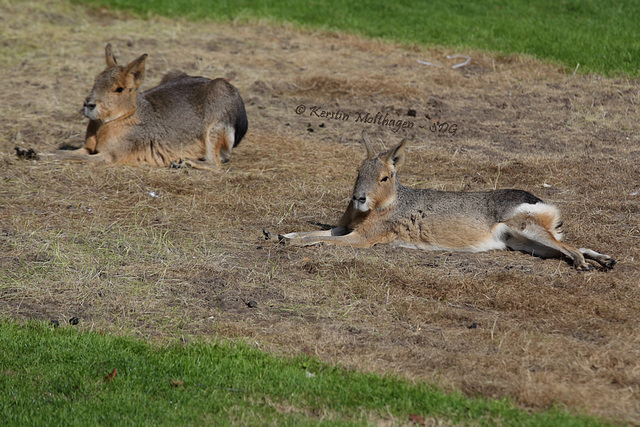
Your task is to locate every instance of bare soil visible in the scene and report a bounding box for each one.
[1,0,639,423]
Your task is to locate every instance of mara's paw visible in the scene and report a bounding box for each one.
[171,159,217,171]
[576,263,594,272]
[170,160,192,169]
[602,257,616,270]
[14,147,39,160]
[170,159,217,171]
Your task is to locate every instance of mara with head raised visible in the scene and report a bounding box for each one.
[55,43,247,169]
[281,133,615,271]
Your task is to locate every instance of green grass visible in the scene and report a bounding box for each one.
[73,0,640,77]
[0,321,608,426]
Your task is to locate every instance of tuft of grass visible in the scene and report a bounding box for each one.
[72,0,640,77]
[0,320,609,426]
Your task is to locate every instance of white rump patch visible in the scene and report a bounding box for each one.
[510,202,560,217]
[510,202,563,240]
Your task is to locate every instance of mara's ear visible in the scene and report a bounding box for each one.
[381,139,407,170]
[123,53,148,89]
[361,131,376,159]
[105,43,118,68]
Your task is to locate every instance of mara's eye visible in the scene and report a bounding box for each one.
[380,176,389,182]
[114,87,124,93]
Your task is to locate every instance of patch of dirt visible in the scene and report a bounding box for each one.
[1,0,639,424]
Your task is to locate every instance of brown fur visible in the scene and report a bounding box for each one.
[282,133,616,271]
[53,44,248,169]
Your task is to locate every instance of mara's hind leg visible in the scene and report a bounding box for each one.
[168,131,218,171]
[172,125,228,170]
[580,248,616,269]
[208,125,234,167]
[504,215,593,270]
[219,127,235,163]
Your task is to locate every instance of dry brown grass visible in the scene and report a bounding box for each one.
[1,0,639,423]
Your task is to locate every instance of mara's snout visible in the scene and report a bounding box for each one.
[352,195,369,212]
[83,99,98,119]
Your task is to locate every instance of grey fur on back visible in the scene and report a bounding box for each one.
[135,76,246,151]
[394,186,542,222]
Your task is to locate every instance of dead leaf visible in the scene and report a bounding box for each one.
[170,380,185,388]
[409,414,425,425]
[104,368,117,382]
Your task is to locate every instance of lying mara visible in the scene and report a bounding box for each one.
[55,43,247,169]
[282,133,616,271]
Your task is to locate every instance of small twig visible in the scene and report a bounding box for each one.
[490,317,498,340]
[447,54,471,69]
[418,55,471,69]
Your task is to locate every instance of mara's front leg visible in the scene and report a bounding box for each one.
[47,147,110,164]
[280,229,333,246]
[280,229,373,248]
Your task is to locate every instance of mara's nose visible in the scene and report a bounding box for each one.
[353,195,366,204]
[83,100,96,111]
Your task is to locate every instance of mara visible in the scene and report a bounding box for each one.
[56,43,247,169]
[282,133,615,271]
